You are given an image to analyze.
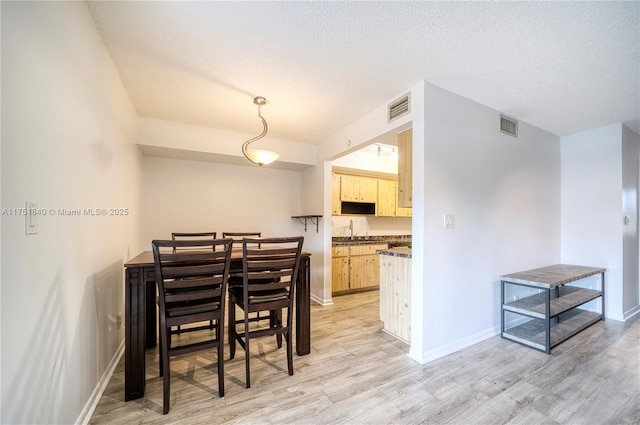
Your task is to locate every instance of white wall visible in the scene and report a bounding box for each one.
[561,124,640,320]
[1,2,141,424]
[420,83,561,362]
[331,216,411,238]
[332,150,398,174]
[140,157,303,245]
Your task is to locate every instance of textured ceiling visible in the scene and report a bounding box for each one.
[87,1,639,144]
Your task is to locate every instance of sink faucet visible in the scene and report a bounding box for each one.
[349,219,354,240]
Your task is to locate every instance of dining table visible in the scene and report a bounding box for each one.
[123,248,311,401]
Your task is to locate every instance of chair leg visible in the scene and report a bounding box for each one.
[286,306,294,376]
[286,328,294,376]
[273,310,283,348]
[159,327,171,414]
[244,315,251,388]
[228,299,236,359]
[217,321,225,397]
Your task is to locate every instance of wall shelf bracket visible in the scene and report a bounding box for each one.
[291,215,322,233]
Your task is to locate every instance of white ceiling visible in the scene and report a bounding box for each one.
[87,1,639,146]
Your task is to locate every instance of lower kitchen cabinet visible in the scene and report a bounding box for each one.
[332,243,388,295]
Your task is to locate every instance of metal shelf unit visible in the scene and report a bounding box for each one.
[500,264,605,354]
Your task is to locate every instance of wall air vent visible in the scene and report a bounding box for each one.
[500,114,518,137]
[388,93,410,122]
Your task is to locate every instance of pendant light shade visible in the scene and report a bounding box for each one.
[242,96,279,166]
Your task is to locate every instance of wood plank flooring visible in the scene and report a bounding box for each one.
[90,291,640,424]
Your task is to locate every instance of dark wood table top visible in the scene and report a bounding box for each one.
[125,249,310,268]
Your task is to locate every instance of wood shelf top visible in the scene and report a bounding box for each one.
[500,264,606,289]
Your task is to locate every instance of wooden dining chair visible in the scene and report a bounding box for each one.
[228,236,304,388]
[223,232,269,322]
[152,238,233,414]
[171,232,217,252]
[170,232,218,333]
[222,232,261,248]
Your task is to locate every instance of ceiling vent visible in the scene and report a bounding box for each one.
[500,114,518,137]
[388,93,410,122]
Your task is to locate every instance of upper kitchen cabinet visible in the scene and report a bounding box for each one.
[332,174,342,215]
[397,128,412,208]
[377,179,397,217]
[340,174,378,203]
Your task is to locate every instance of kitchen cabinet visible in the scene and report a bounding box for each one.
[331,174,342,215]
[332,170,411,217]
[379,248,411,343]
[395,183,412,217]
[397,128,412,208]
[500,264,605,353]
[376,179,397,217]
[331,243,388,295]
[340,174,377,203]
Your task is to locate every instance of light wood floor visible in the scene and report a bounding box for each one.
[90,291,640,424]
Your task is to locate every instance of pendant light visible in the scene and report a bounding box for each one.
[242,96,279,166]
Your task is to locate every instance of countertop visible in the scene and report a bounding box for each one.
[376,247,412,259]
[332,235,411,247]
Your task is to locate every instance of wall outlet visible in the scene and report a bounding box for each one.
[513,295,520,301]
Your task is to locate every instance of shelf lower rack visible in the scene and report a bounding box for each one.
[503,286,602,319]
[502,309,602,351]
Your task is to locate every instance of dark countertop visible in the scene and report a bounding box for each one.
[376,247,412,259]
[332,235,411,246]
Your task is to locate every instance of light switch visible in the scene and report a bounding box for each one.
[444,214,455,229]
[25,201,39,235]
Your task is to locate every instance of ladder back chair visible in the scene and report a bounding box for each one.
[171,232,217,252]
[170,232,218,332]
[221,232,261,248]
[228,236,304,388]
[222,232,268,322]
[152,238,233,414]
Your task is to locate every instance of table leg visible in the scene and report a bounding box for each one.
[124,267,146,401]
[145,280,156,349]
[295,256,311,355]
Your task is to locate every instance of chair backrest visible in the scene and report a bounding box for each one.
[222,232,261,248]
[152,238,233,311]
[241,236,304,306]
[171,232,217,252]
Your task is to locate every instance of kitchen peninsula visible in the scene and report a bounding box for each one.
[377,246,412,343]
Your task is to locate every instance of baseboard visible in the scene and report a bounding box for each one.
[76,339,125,425]
[310,293,333,306]
[623,304,640,321]
[419,326,498,364]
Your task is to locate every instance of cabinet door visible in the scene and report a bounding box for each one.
[349,255,369,290]
[358,177,378,203]
[331,257,349,293]
[397,128,412,208]
[332,174,341,215]
[340,175,361,202]
[349,255,380,290]
[377,179,396,217]
[395,181,412,217]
